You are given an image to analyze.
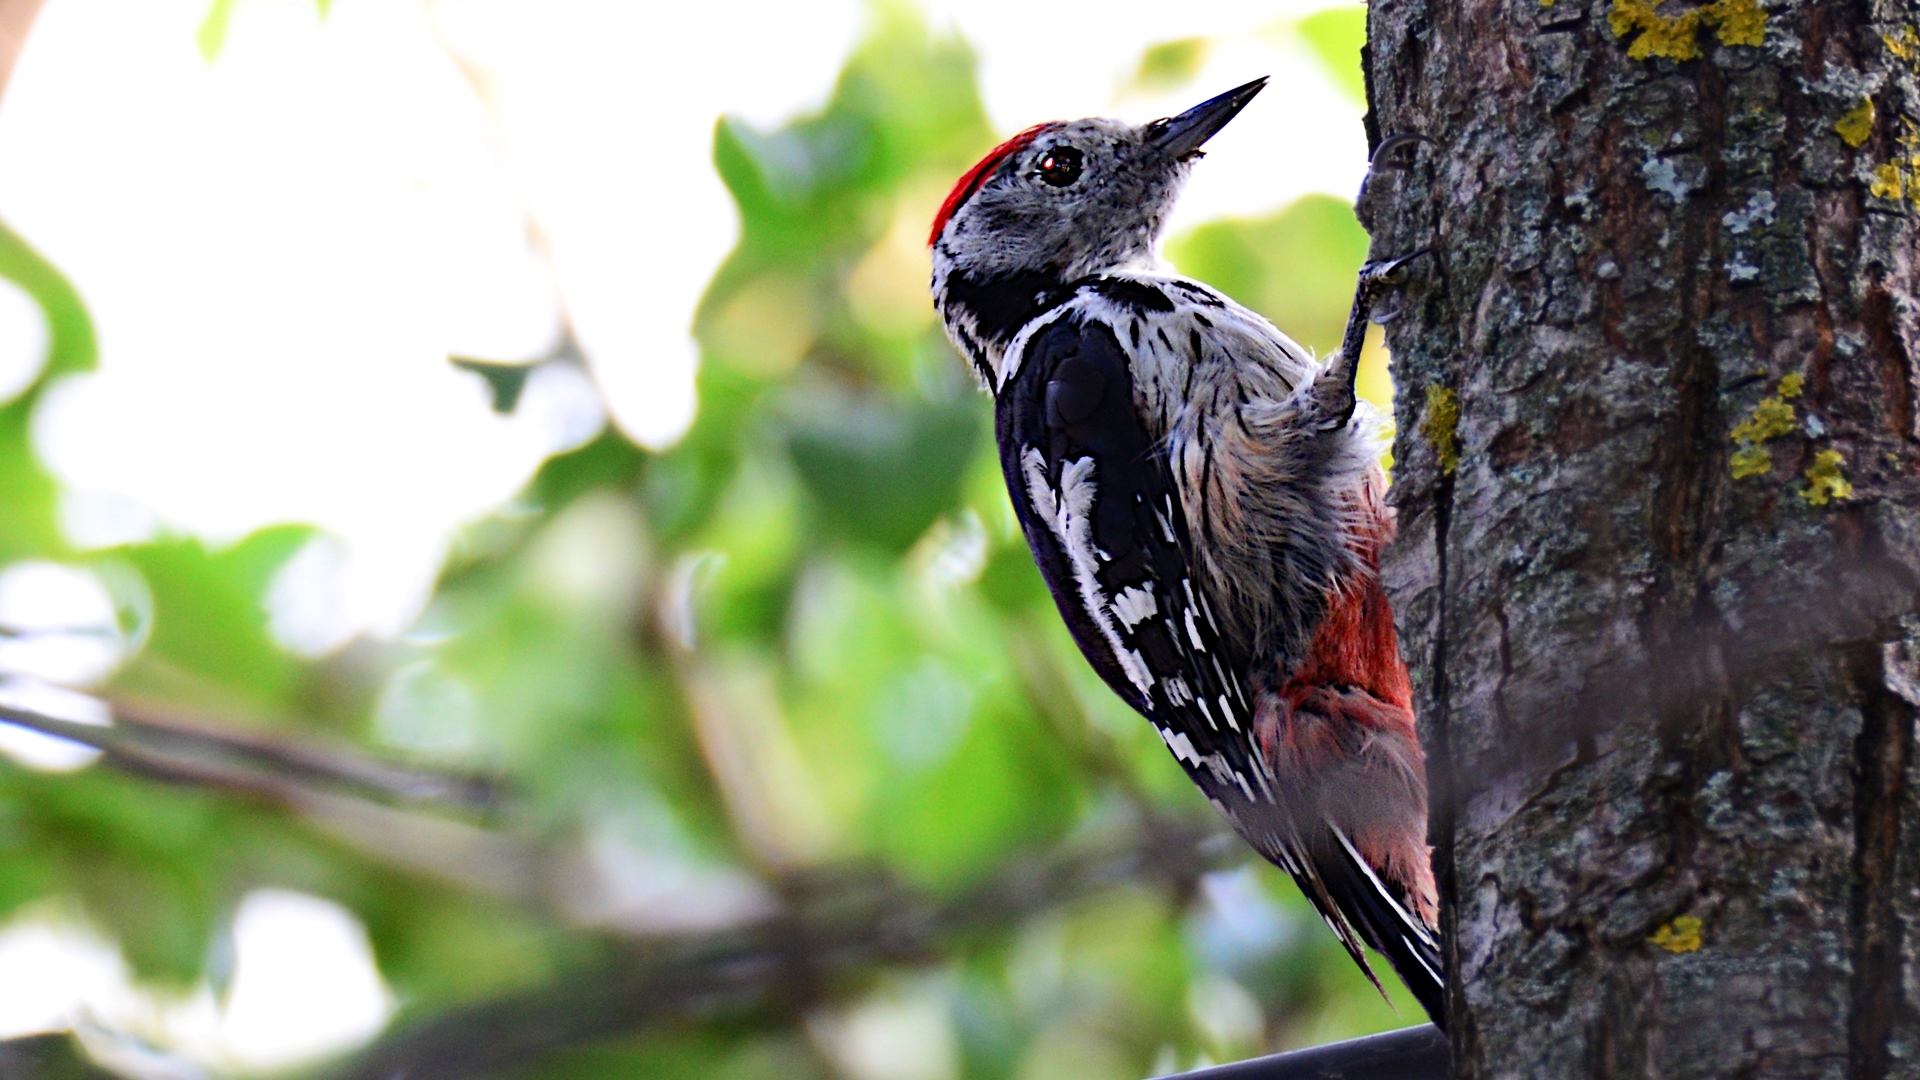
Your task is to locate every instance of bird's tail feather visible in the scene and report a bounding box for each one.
[1318,825,1447,1029]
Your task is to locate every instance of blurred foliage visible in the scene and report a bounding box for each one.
[1130,39,1214,94]
[0,6,1413,1079]
[1167,195,1367,358]
[197,0,333,62]
[1295,7,1369,106]
[1165,194,1393,411]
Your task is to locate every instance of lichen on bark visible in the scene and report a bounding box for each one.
[1607,0,1768,62]
[1362,0,1920,1073]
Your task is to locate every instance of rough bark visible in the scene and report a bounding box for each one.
[1362,1,1920,1076]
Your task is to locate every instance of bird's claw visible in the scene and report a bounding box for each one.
[1367,132,1433,175]
[1357,249,1434,325]
[1360,248,1433,287]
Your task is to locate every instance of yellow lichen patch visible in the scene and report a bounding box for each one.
[1730,376,1802,481]
[1837,98,1877,148]
[1731,444,1774,479]
[1872,161,1909,201]
[1870,35,1920,209]
[1892,119,1920,210]
[1609,0,1766,61]
[1610,0,1703,60]
[1730,395,1797,445]
[1649,915,1704,954]
[1802,449,1853,506]
[1421,385,1460,475]
[1886,25,1919,63]
[1710,0,1765,47]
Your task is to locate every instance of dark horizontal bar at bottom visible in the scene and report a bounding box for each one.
[1159,1024,1448,1080]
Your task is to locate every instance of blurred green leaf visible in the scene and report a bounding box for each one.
[533,430,648,513]
[1166,194,1369,357]
[17,768,234,983]
[700,3,992,391]
[1296,7,1369,107]
[0,220,93,385]
[114,526,314,711]
[0,220,95,563]
[452,358,535,414]
[526,1033,826,1080]
[1131,38,1212,94]
[783,388,982,554]
[197,0,237,63]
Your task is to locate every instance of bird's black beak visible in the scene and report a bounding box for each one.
[1147,76,1268,159]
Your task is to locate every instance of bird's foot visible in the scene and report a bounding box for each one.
[1356,248,1434,326]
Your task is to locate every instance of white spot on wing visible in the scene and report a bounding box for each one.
[1022,447,1154,698]
[1232,769,1255,801]
[1158,725,1202,766]
[1211,656,1237,701]
[1246,749,1275,800]
[1111,585,1157,629]
[1163,676,1193,705]
[1199,591,1221,634]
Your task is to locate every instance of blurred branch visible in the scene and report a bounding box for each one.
[1166,1024,1447,1080]
[328,816,1233,1080]
[0,701,545,898]
[0,691,556,895]
[0,699,504,811]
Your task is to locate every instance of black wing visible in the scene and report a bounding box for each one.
[995,314,1262,797]
[994,311,1447,1027]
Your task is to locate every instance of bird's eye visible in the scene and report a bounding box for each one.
[1036,146,1084,187]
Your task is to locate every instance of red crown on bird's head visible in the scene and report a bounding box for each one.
[928,123,1058,247]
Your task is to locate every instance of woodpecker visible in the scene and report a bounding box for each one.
[929,78,1444,1026]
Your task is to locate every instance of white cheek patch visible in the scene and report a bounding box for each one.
[1022,447,1154,698]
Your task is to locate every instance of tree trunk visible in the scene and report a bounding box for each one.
[1362,1,1920,1076]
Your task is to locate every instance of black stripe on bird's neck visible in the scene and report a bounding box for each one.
[942,268,1069,349]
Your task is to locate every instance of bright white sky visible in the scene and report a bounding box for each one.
[0,0,1364,1069]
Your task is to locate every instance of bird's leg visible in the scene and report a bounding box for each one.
[1310,132,1436,426]
[1311,249,1433,427]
